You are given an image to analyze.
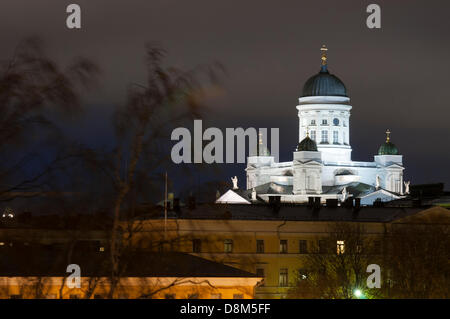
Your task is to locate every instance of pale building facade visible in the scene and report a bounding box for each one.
[242,46,406,205]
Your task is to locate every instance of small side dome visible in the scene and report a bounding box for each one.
[378,142,399,155]
[296,136,318,152]
[378,129,399,155]
[258,144,271,156]
[257,132,271,156]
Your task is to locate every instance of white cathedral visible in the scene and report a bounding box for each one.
[217,46,409,206]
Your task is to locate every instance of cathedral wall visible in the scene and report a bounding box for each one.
[321,164,379,187]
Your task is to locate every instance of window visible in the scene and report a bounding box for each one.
[343,131,346,144]
[318,240,327,253]
[333,118,340,126]
[279,268,288,287]
[165,294,176,299]
[321,130,328,144]
[310,119,316,126]
[356,241,363,253]
[310,130,316,141]
[280,240,288,253]
[69,294,81,299]
[188,294,199,299]
[46,294,57,299]
[343,120,347,127]
[256,240,264,253]
[99,246,105,252]
[94,294,104,299]
[373,240,381,254]
[333,131,339,144]
[224,239,233,253]
[10,294,22,299]
[210,293,222,299]
[299,240,308,254]
[337,240,345,255]
[321,119,328,125]
[192,239,201,253]
[233,294,244,299]
[256,268,265,277]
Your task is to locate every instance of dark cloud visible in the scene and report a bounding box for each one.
[1,0,449,187]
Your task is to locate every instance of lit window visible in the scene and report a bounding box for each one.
[210,293,222,299]
[279,268,288,287]
[321,131,328,144]
[337,240,345,254]
[299,240,307,254]
[310,130,316,141]
[224,239,233,253]
[333,131,339,144]
[256,240,264,253]
[280,240,288,253]
[99,247,105,252]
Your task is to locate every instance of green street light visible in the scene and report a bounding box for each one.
[354,289,363,298]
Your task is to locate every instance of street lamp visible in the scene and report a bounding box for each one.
[354,289,363,298]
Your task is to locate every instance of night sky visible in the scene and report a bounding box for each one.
[1,0,450,190]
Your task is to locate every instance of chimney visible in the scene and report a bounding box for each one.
[308,197,315,208]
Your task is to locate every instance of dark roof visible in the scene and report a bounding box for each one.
[0,250,257,278]
[173,202,427,223]
[302,65,347,97]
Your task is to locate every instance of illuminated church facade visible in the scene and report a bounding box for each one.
[219,46,407,206]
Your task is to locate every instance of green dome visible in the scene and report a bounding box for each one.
[378,130,399,155]
[378,142,399,155]
[258,144,271,156]
[296,136,318,152]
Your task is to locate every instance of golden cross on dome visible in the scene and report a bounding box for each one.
[385,129,391,142]
[320,45,328,66]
